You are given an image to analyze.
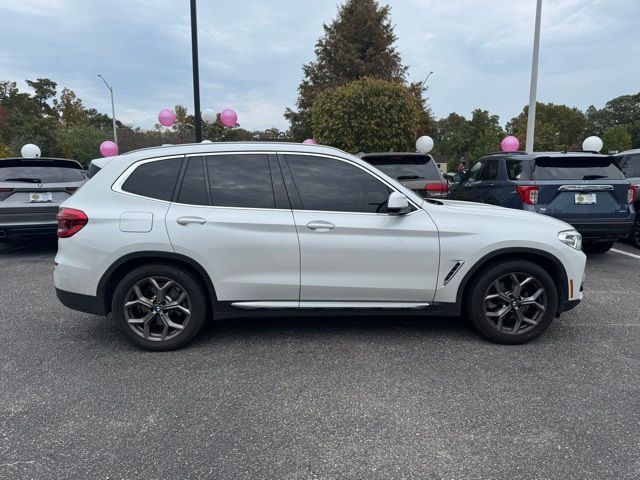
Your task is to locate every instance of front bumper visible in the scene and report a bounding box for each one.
[557,217,634,241]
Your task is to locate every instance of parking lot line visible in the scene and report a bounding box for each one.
[611,248,640,260]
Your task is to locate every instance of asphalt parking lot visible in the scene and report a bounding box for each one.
[1,239,639,479]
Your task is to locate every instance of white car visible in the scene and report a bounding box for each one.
[54,142,586,350]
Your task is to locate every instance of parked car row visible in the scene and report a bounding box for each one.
[363,150,639,253]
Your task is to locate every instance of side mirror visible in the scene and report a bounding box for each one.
[387,192,411,215]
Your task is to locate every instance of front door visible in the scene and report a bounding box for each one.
[280,153,439,304]
[165,153,300,303]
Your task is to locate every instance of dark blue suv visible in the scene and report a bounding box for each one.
[448,152,637,253]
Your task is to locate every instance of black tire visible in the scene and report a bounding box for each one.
[111,264,207,351]
[583,241,614,254]
[465,260,558,345]
[630,215,640,250]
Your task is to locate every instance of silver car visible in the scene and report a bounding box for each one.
[0,157,87,240]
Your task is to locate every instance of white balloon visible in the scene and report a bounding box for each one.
[21,143,41,158]
[416,135,434,154]
[582,136,603,153]
[201,140,212,143]
[201,108,217,125]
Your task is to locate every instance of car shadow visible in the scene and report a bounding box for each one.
[0,237,58,256]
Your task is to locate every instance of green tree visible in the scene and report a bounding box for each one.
[25,78,57,115]
[57,125,105,166]
[602,125,632,154]
[311,77,419,153]
[506,102,588,151]
[54,88,88,126]
[467,109,504,161]
[587,93,640,148]
[285,0,428,141]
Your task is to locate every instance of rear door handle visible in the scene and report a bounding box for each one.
[306,220,335,231]
[463,182,472,187]
[176,216,206,226]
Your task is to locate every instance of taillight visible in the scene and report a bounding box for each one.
[57,208,88,238]
[516,185,539,205]
[0,188,13,201]
[628,185,638,204]
[426,182,449,194]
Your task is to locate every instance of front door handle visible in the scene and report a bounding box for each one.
[176,216,206,226]
[306,220,335,231]
[463,182,472,187]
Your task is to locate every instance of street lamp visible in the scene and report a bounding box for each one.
[97,74,118,144]
[525,0,543,153]
[190,0,202,143]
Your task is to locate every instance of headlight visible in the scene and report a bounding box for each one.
[558,230,582,250]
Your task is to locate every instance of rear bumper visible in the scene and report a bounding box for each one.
[0,208,59,237]
[558,217,634,241]
[0,223,57,237]
[56,288,106,316]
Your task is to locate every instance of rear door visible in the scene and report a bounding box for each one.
[165,153,300,304]
[532,156,631,220]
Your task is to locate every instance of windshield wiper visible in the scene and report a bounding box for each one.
[397,175,425,180]
[2,177,43,183]
[582,175,608,180]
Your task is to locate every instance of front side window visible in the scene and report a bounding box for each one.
[121,158,183,201]
[477,160,499,181]
[467,161,483,181]
[286,155,391,213]
[206,154,275,209]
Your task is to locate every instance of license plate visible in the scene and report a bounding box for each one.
[575,193,596,205]
[29,192,53,203]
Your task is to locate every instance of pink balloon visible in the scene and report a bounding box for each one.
[220,108,238,127]
[500,136,520,152]
[158,108,176,127]
[302,138,317,145]
[99,140,118,157]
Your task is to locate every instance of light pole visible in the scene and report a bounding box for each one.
[98,74,118,144]
[190,0,202,143]
[525,0,543,153]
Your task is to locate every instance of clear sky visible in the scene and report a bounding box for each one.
[1,0,637,130]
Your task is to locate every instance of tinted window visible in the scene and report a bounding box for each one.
[206,154,275,209]
[621,154,640,177]
[467,161,483,181]
[533,157,625,180]
[364,155,440,180]
[477,160,499,180]
[122,158,182,201]
[286,155,391,213]
[0,162,85,183]
[177,157,208,206]
[506,160,525,180]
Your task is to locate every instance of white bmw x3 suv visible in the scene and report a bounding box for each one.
[54,142,586,350]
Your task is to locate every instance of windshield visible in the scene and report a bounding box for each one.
[0,163,85,183]
[365,156,440,180]
[533,157,625,180]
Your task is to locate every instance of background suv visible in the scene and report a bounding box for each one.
[0,157,86,240]
[360,152,448,198]
[615,149,640,248]
[54,143,586,350]
[448,152,636,253]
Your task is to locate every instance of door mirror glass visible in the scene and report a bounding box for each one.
[387,192,411,215]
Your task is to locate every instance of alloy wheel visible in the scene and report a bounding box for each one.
[123,276,192,342]
[483,272,547,335]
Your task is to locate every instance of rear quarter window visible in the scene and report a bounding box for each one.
[121,158,183,201]
[532,157,625,180]
[620,154,640,177]
[506,160,526,180]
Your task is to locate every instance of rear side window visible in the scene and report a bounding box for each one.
[121,158,182,201]
[533,157,625,180]
[620,154,640,177]
[0,162,85,183]
[206,154,275,209]
[364,155,440,180]
[286,154,391,213]
[177,157,208,206]
[506,160,526,180]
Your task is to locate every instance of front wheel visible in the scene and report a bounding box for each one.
[466,260,558,345]
[583,241,614,254]
[112,264,207,351]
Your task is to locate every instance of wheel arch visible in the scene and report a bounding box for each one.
[97,251,218,315]
[456,248,569,313]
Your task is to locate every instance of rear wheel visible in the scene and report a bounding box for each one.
[583,241,614,254]
[630,215,640,249]
[112,264,207,351]
[466,260,558,344]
